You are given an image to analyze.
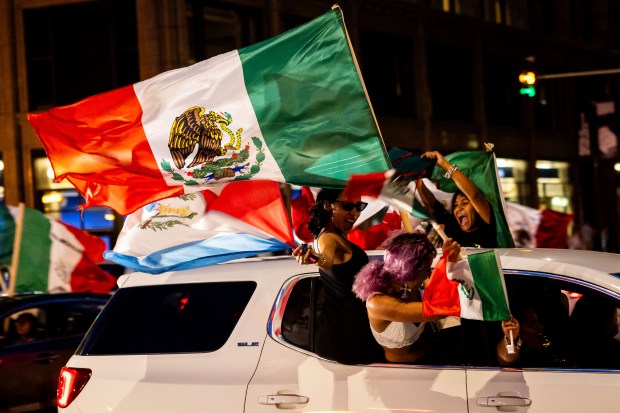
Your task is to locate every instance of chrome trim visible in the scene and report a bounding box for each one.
[266,268,620,372]
[267,272,317,339]
[502,269,620,300]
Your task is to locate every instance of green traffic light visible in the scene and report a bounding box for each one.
[520,86,536,97]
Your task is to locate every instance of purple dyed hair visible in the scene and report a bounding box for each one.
[352,231,437,301]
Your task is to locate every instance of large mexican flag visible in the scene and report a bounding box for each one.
[28,6,390,215]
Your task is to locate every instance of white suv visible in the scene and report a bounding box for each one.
[58,249,620,413]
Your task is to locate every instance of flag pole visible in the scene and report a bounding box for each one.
[0,268,7,293]
[400,210,414,232]
[336,4,391,165]
[7,202,25,297]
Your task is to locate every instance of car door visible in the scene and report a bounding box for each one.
[0,304,58,412]
[465,272,620,412]
[245,274,469,413]
[0,297,108,412]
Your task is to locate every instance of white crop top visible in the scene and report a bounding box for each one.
[370,319,426,349]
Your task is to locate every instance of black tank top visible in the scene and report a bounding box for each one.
[314,236,385,364]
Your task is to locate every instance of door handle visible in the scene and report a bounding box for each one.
[477,396,532,408]
[259,394,309,409]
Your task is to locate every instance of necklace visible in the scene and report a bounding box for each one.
[400,284,412,299]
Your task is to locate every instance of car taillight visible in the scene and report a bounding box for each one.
[57,367,92,408]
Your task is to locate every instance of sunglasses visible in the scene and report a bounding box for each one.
[333,200,368,212]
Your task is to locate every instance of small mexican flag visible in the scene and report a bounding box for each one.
[28,6,390,216]
[423,249,511,321]
[342,149,515,248]
[1,204,116,294]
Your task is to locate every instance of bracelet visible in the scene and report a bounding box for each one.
[504,335,522,349]
[315,254,327,267]
[443,164,458,179]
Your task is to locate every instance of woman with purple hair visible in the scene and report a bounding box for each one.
[353,231,461,363]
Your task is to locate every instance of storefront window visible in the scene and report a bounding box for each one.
[24,0,138,111]
[537,160,572,213]
[497,158,527,205]
[33,157,117,249]
[497,158,572,214]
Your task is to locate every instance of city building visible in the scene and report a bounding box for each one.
[1,0,620,247]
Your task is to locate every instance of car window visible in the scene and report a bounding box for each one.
[279,272,620,369]
[281,276,321,352]
[281,277,311,350]
[464,272,620,370]
[0,307,48,347]
[280,275,468,365]
[44,301,107,339]
[79,281,256,355]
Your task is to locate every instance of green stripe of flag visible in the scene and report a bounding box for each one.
[468,250,511,321]
[239,8,390,186]
[0,205,15,265]
[14,208,51,292]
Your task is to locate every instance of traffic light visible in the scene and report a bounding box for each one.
[519,70,537,97]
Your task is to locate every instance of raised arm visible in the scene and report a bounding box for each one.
[422,151,492,225]
[416,178,440,217]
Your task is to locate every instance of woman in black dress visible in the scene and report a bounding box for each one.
[292,188,385,364]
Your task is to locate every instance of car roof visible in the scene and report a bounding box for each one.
[117,248,620,293]
[494,248,620,275]
[0,292,111,311]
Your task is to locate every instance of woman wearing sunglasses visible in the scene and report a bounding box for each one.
[292,188,385,364]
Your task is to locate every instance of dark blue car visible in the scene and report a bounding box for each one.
[0,292,109,413]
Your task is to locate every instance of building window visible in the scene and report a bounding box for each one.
[527,0,554,36]
[456,0,484,18]
[24,0,138,111]
[186,1,264,64]
[482,0,503,24]
[33,156,117,249]
[505,0,529,30]
[498,158,572,213]
[497,158,528,205]
[483,53,523,127]
[360,30,415,117]
[427,42,473,123]
[537,160,571,213]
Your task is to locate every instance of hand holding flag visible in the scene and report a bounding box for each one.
[422,221,511,322]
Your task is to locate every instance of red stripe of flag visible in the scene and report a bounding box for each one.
[28,86,182,215]
[342,171,390,200]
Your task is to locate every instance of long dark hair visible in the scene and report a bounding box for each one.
[452,190,482,228]
[308,189,342,237]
